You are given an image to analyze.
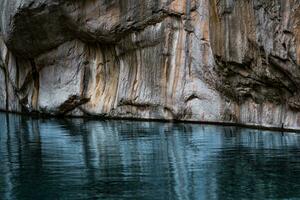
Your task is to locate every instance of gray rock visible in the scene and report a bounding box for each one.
[1,0,300,130]
[0,64,6,110]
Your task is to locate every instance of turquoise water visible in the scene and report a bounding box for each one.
[0,113,300,200]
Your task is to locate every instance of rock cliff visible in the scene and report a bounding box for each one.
[1,0,300,130]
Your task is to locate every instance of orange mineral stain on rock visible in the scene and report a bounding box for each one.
[169,0,186,14]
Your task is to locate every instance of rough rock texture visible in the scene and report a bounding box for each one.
[1,0,300,130]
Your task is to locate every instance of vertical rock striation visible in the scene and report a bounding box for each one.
[1,0,300,130]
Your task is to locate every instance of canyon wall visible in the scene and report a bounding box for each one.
[1,0,300,130]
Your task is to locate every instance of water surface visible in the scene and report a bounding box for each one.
[1,113,300,200]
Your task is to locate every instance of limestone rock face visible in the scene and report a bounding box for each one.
[1,0,300,130]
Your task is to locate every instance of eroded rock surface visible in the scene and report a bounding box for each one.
[1,0,300,130]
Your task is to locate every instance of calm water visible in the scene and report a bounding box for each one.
[1,113,300,200]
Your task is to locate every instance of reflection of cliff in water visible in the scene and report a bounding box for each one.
[0,114,300,200]
[209,128,300,200]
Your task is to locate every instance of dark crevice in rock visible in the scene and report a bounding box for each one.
[222,108,239,123]
[58,95,90,115]
[15,58,20,89]
[118,99,156,110]
[268,55,299,91]
[81,62,90,98]
[30,59,39,111]
[288,95,300,111]
[18,70,34,94]
[77,106,93,117]
[163,106,176,118]
[0,59,9,111]
[15,59,39,112]
[184,94,205,103]
[20,94,29,112]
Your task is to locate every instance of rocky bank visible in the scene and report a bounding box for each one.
[1,0,300,130]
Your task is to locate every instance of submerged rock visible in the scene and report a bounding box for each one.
[1,0,300,130]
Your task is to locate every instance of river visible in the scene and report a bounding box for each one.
[1,113,300,200]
